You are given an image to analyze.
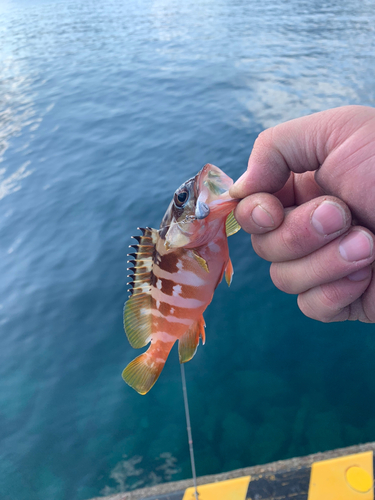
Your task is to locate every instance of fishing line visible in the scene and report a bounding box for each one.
[161,215,197,232]
[180,363,199,500]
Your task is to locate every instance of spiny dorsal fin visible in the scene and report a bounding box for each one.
[225,210,241,237]
[127,227,158,297]
[178,316,205,363]
[124,227,158,349]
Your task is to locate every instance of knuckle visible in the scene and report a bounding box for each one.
[255,129,273,149]
[279,224,306,256]
[362,290,375,323]
[348,298,370,322]
[270,263,294,293]
[319,283,343,310]
[251,129,277,166]
[297,295,321,321]
[308,256,330,284]
[297,290,347,323]
[278,209,314,258]
[251,235,270,260]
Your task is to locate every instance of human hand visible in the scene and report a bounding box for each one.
[230,105,375,323]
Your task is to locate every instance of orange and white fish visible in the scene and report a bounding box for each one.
[123,164,241,394]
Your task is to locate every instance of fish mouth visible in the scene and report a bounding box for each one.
[197,163,234,195]
[196,163,238,214]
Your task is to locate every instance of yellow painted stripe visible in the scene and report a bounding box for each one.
[308,451,374,500]
[182,476,250,500]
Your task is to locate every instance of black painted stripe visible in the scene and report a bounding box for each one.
[246,466,310,499]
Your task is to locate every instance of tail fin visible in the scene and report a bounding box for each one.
[122,341,173,395]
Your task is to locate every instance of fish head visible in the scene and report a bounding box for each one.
[160,164,239,249]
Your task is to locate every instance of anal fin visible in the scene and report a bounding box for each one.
[179,316,206,363]
[199,316,206,345]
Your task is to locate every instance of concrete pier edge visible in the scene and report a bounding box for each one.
[91,441,375,500]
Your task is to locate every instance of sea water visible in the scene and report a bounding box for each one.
[1,0,375,498]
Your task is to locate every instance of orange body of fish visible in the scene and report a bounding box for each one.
[123,164,241,394]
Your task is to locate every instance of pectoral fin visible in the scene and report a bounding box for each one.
[178,316,206,363]
[225,210,241,237]
[192,250,209,273]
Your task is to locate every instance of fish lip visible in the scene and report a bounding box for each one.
[195,201,210,219]
[194,163,239,221]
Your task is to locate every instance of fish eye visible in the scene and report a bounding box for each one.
[174,190,189,208]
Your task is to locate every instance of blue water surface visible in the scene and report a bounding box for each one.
[1,0,375,498]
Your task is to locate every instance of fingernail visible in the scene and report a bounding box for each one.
[251,205,274,228]
[311,201,346,235]
[347,266,372,281]
[339,230,373,262]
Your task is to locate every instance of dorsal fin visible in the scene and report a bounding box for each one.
[225,210,241,236]
[127,227,158,297]
[124,227,158,349]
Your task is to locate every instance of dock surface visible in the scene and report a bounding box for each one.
[92,442,375,500]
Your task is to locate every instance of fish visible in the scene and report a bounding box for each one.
[123,163,241,395]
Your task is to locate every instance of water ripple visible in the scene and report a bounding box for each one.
[0,1,375,499]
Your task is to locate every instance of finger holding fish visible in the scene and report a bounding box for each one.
[234,192,284,234]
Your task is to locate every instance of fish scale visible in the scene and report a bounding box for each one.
[122,164,241,395]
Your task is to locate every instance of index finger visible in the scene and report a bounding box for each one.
[229,105,367,199]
